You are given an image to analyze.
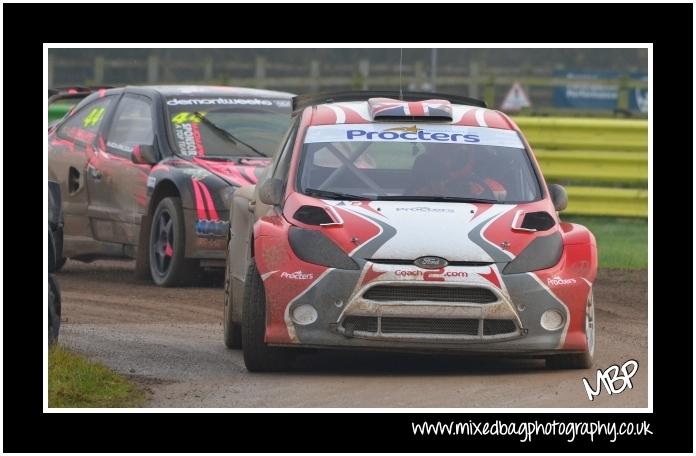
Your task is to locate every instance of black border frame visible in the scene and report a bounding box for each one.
[4,2,692,452]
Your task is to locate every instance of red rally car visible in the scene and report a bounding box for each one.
[223,91,598,371]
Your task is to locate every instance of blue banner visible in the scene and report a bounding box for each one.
[553,71,647,112]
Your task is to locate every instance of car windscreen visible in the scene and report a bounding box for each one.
[297,123,541,203]
[165,96,292,158]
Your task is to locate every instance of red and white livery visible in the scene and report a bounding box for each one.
[223,91,597,372]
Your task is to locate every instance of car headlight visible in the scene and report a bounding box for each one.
[288,226,359,270]
[502,232,563,274]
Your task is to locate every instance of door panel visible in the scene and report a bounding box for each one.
[48,96,114,255]
[87,94,155,244]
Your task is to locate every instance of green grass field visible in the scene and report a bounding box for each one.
[49,345,146,408]
[562,215,647,269]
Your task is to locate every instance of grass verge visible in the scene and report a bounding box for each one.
[49,345,146,407]
[562,215,647,269]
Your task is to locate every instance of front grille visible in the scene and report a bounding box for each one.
[363,285,497,303]
[382,317,479,335]
[483,319,517,335]
[342,316,378,333]
[339,316,518,338]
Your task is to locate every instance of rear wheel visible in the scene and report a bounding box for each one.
[546,291,595,369]
[148,197,199,287]
[241,262,296,372]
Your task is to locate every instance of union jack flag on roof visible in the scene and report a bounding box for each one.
[367,98,453,120]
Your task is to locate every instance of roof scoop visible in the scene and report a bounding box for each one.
[368,97,453,121]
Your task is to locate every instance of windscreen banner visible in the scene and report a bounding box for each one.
[304,124,524,149]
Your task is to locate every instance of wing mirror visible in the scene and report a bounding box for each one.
[258,178,285,206]
[131,144,159,165]
[548,184,568,212]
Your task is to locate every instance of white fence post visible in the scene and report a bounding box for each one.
[358,59,369,90]
[255,56,266,88]
[147,55,159,83]
[468,61,479,98]
[309,60,320,92]
[94,56,104,85]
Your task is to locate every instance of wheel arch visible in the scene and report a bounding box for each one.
[228,185,256,280]
[148,179,182,214]
[227,185,257,322]
[559,221,598,283]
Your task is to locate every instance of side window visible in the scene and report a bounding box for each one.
[56,97,113,145]
[105,95,154,157]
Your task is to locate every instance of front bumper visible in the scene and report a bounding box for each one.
[183,208,228,261]
[265,261,590,353]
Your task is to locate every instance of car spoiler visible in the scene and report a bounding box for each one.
[48,86,113,105]
[291,90,486,114]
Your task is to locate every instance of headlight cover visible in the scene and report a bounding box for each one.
[288,226,359,270]
[502,232,563,274]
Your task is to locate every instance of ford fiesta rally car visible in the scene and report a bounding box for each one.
[223,91,597,371]
[48,85,293,286]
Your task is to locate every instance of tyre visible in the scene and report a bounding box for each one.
[48,274,61,345]
[241,262,296,372]
[223,237,242,349]
[546,290,595,369]
[53,227,67,272]
[148,197,199,287]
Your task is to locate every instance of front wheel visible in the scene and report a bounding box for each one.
[241,262,296,372]
[546,291,595,369]
[148,197,199,287]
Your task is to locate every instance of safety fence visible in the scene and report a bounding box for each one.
[516,117,648,217]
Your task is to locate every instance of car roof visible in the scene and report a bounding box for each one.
[130,85,295,98]
[307,100,516,130]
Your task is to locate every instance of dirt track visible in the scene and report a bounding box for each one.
[56,260,648,408]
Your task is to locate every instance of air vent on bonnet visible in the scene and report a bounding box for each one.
[512,210,556,232]
[521,211,556,231]
[368,98,453,121]
[293,205,333,225]
[293,205,343,226]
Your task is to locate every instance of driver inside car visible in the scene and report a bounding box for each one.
[407,144,508,200]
